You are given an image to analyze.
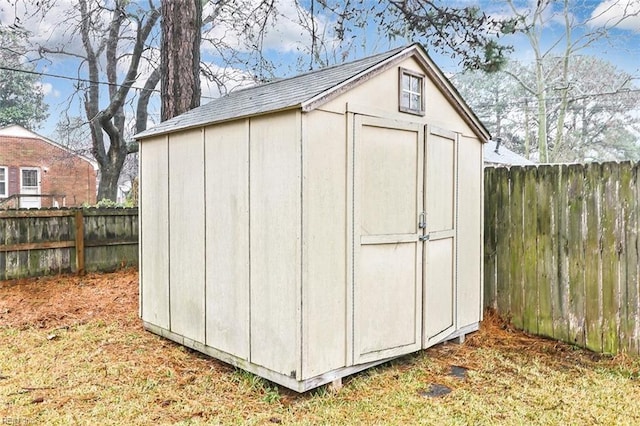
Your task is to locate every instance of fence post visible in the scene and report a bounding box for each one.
[75,209,85,275]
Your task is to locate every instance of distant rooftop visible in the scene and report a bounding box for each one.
[484,140,535,166]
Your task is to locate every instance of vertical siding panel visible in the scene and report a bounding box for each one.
[169,129,206,342]
[301,111,347,379]
[509,167,524,329]
[567,164,586,347]
[584,163,603,352]
[457,135,482,328]
[495,167,511,315]
[204,121,250,359]
[249,112,301,376]
[140,138,170,329]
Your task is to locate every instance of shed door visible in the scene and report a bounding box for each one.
[353,115,423,364]
[423,126,458,347]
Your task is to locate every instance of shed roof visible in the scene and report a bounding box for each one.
[136,43,489,141]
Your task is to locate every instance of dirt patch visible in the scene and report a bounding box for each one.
[0,269,138,329]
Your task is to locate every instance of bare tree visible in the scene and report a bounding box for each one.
[454,57,640,162]
[504,0,640,162]
[289,0,520,73]
[40,0,160,201]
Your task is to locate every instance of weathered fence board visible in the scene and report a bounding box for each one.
[535,165,553,339]
[566,164,586,347]
[485,162,640,356]
[546,166,569,341]
[495,167,511,314]
[0,208,138,280]
[510,168,525,329]
[484,167,497,309]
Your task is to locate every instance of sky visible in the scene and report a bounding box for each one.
[0,0,639,140]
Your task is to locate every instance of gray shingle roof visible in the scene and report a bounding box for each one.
[136,46,408,139]
[484,140,535,166]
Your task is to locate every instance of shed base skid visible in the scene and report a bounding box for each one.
[428,322,480,348]
[143,321,480,393]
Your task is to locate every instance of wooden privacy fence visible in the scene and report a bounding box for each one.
[0,208,138,280]
[484,162,640,355]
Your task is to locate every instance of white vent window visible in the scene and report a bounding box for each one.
[399,68,425,115]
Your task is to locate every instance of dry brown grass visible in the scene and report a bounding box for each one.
[1,271,640,425]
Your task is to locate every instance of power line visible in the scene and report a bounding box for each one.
[0,64,160,93]
[4,62,639,106]
[0,64,219,100]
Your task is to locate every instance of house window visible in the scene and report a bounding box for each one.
[0,167,6,197]
[399,68,424,115]
[22,169,38,187]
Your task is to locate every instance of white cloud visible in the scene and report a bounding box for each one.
[200,64,255,100]
[0,0,85,55]
[34,81,60,97]
[590,0,640,32]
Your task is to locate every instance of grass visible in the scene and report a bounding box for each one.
[1,271,640,424]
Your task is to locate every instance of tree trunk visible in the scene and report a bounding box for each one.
[161,0,202,121]
[534,59,548,162]
[550,0,572,162]
[524,98,530,159]
[97,164,122,202]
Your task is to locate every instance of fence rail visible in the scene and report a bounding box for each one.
[484,162,640,355]
[0,207,138,280]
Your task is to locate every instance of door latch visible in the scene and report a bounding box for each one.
[418,212,426,229]
[419,234,430,242]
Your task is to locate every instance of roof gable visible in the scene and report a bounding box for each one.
[135,43,489,141]
[0,124,99,170]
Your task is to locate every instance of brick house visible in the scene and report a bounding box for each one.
[0,124,98,208]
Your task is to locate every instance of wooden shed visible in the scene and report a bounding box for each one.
[135,43,488,392]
